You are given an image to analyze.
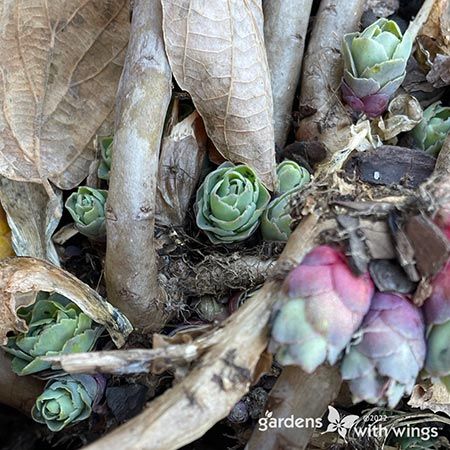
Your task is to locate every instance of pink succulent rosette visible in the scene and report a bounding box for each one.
[269,245,374,373]
[423,263,450,389]
[341,293,426,407]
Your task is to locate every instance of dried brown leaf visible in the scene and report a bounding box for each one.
[156,111,207,226]
[0,179,61,265]
[0,0,129,189]
[409,381,450,417]
[0,257,132,347]
[161,0,277,190]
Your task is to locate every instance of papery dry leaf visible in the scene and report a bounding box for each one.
[0,178,61,265]
[427,54,450,87]
[0,257,132,347]
[372,95,423,142]
[0,0,129,190]
[409,381,450,417]
[161,0,277,190]
[156,111,207,226]
[417,0,450,63]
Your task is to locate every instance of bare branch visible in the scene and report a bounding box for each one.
[296,0,365,147]
[105,0,172,331]
[263,0,314,147]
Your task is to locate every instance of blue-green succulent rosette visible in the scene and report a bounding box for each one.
[32,374,105,432]
[195,162,270,244]
[412,102,450,157]
[342,18,414,118]
[3,293,103,376]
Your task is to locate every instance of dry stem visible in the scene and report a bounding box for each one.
[105,0,172,331]
[296,0,365,148]
[263,0,313,147]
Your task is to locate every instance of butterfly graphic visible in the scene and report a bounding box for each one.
[322,406,359,441]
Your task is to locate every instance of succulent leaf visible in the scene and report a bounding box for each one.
[3,293,102,376]
[341,18,413,117]
[65,186,107,240]
[411,102,450,156]
[341,293,426,407]
[276,160,310,195]
[195,163,270,244]
[269,246,374,372]
[32,374,105,431]
[97,136,113,181]
[424,263,450,387]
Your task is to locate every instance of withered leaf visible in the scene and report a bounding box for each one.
[161,0,277,190]
[0,257,132,347]
[0,178,61,265]
[156,111,207,227]
[0,1,129,190]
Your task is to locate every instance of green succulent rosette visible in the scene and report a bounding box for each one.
[342,18,413,118]
[32,374,105,432]
[277,160,310,195]
[97,136,113,181]
[195,162,270,244]
[412,102,450,156]
[65,186,107,240]
[3,293,102,376]
[261,192,293,242]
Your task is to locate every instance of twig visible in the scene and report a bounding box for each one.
[263,0,314,148]
[105,0,172,331]
[296,0,366,146]
[83,214,321,450]
[246,365,342,450]
[0,350,44,415]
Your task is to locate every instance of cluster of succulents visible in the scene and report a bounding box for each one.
[3,293,105,431]
[195,160,310,244]
[269,239,450,408]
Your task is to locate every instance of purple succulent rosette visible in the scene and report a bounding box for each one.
[341,18,413,118]
[423,263,450,389]
[269,245,374,373]
[341,293,426,408]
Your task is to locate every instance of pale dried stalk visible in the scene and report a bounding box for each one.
[0,350,44,415]
[263,0,314,148]
[296,0,365,146]
[106,0,172,331]
[84,214,321,450]
[247,365,341,450]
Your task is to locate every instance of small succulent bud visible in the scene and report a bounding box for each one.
[423,264,450,390]
[261,192,293,242]
[193,296,228,322]
[341,293,426,407]
[269,246,374,372]
[65,186,107,240]
[342,18,413,117]
[276,160,310,195]
[97,136,113,181]
[32,374,105,432]
[195,163,270,244]
[411,102,450,156]
[3,293,102,376]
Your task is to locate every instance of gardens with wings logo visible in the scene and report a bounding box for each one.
[322,406,359,441]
